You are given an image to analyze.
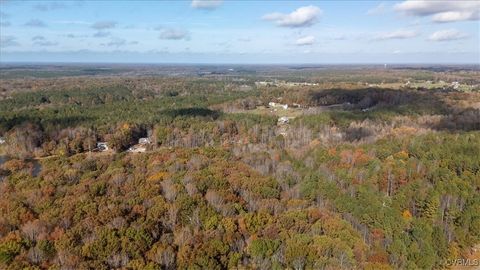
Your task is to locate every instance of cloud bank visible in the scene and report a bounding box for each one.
[367,3,388,15]
[295,35,315,46]
[91,21,117,30]
[428,29,469,41]
[191,0,222,10]
[395,0,480,23]
[263,6,322,27]
[0,35,19,48]
[25,19,47,27]
[375,29,419,40]
[159,28,190,40]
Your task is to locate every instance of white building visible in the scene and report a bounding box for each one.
[451,81,460,90]
[269,102,288,110]
[256,81,273,87]
[0,137,5,144]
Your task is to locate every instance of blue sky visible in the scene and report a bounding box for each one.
[0,0,479,63]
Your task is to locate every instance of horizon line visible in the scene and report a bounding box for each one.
[1,61,479,66]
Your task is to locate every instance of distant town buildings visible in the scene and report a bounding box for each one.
[401,80,473,91]
[256,80,319,87]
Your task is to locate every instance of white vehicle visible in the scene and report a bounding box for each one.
[97,142,109,152]
[278,116,290,124]
[138,137,152,145]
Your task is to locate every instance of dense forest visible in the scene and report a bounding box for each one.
[0,66,479,269]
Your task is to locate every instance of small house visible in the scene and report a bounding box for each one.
[0,137,5,144]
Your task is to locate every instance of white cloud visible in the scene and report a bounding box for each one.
[93,31,111,38]
[34,41,59,46]
[375,29,419,40]
[428,29,469,41]
[262,6,322,27]
[295,35,315,46]
[0,35,19,48]
[331,34,347,40]
[32,35,45,41]
[54,20,90,25]
[34,2,66,11]
[91,21,117,30]
[367,3,388,15]
[0,12,10,26]
[394,0,480,23]
[159,28,190,40]
[238,37,251,42]
[25,19,47,27]
[432,11,479,23]
[191,0,222,10]
[105,38,127,47]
